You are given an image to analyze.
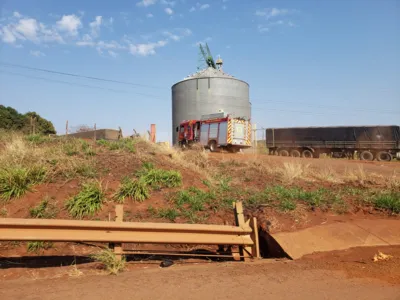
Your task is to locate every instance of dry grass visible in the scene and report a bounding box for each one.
[313,166,343,183]
[90,249,125,275]
[279,162,310,184]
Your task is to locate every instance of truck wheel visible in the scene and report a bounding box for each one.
[376,151,392,162]
[290,150,301,157]
[360,151,374,161]
[302,150,313,158]
[209,141,218,152]
[279,149,289,157]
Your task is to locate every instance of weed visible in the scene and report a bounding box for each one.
[114,177,149,203]
[90,249,125,275]
[80,140,89,151]
[108,139,136,153]
[76,164,97,178]
[25,134,50,145]
[84,147,96,156]
[279,198,297,211]
[29,197,58,219]
[27,241,53,253]
[0,207,7,217]
[138,166,182,188]
[0,166,46,201]
[279,162,309,184]
[218,176,232,192]
[156,208,180,221]
[372,191,400,214]
[96,139,110,147]
[63,143,79,156]
[66,181,105,219]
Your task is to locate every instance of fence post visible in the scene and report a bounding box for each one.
[66,120,69,136]
[233,201,252,261]
[250,217,260,259]
[94,123,97,142]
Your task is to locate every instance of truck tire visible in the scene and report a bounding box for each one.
[302,149,313,158]
[279,149,289,157]
[360,151,374,161]
[290,149,301,157]
[209,141,218,153]
[376,151,392,162]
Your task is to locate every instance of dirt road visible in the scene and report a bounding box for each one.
[1,257,399,300]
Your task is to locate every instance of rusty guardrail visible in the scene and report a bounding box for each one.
[0,202,260,261]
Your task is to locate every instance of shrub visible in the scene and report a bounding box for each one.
[114,177,149,203]
[66,181,105,218]
[0,166,46,200]
[90,249,125,275]
[138,166,182,189]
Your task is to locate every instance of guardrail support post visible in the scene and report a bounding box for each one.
[113,205,123,260]
[250,217,260,259]
[233,201,252,261]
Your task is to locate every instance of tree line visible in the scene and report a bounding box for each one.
[0,105,56,135]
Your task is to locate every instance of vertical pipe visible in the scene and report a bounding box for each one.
[150,124,156,143]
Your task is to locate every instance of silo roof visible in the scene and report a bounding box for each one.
[183,67,236,80]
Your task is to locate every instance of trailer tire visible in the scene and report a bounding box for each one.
[290,149,301,157]
[279,149,289,157]
[302,149,313,158]
[376,151,392,162]
[360,151,374,161]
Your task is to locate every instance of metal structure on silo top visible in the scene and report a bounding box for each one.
[171,45,251,144]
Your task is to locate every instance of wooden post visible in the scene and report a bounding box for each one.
[112,205,123,260]
[94,123,97,142]
[250,217,260,259]
[66,120,69,136]
[233,201,252,261]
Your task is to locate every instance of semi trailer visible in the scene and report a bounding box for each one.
[266,125,400,161]
[177,112,252,152]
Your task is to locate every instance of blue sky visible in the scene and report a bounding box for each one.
[0,0,399,141]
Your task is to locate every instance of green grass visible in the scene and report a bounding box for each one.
[372,191,400,214]
[96,139,110,147]
[0,166,46,201]
[63,143,79,156]
[114,177,150,203]
[66,181,105,219]
[278,198,297,211]
[137,163,182,189]
[0,207,7,217]
[90,249,126,275]
[27,241,53,253]
[106,139,136,153]
[25,134,51,144]
[29,197,58,219]
[154,207,180,221]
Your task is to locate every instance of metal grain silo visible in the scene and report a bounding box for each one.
[171,67,251,144]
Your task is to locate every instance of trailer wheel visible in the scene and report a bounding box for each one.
[209,141,218,153]
[302,149,313,158]
[376,151,392,162]
[278,149,289,157]
[290,150,301,157]
[359,151,374,161]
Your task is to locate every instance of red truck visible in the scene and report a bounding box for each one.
[177,112,252,152]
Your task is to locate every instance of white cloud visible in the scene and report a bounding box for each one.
[165,8,174,15]
[163,28,191,41]
[15,18,39,41]
[76,34,95,46]
[255,8,291,19]
[160,0,176,5]
[137,0,157,7]
[258,25,269,33]
[189,7,196,12]
[146,13,154,18]
[0,26,17,43]
[199,4,210,10]
[39,23,64,43]
[13,11,22,18]
[129,40,168,56]
[30,50,45,57]
[56,14,82,36]
[89,16,102,37]
[108,50,118,58]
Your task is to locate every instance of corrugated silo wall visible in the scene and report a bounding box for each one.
[171,77,251,144]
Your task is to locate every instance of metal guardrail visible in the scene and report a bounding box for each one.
[0,202,260,261]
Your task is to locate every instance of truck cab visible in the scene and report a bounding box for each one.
[177,120,201,147]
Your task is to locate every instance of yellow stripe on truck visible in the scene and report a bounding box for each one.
[227,119,232,144]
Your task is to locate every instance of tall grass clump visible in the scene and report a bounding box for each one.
[372,191,400,214]
[27,241,53,253]
[114,177,149,203]
[90,249,125,275]
[66,181,105,218]
[137,163,182,188]
[279,162,309,184]
[0,166,46,201]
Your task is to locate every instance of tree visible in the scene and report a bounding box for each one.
[0,105,56,135]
